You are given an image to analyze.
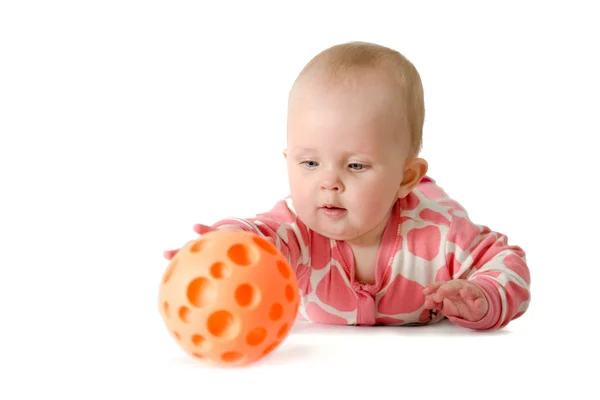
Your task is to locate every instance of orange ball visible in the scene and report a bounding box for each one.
[158,229,300,367]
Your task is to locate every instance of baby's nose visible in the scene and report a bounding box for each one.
[320,175,344,192]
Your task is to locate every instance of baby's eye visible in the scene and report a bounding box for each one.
[301,160,319,168]
[349,163,365,171]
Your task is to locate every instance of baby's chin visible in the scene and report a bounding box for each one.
[305,222,364,242]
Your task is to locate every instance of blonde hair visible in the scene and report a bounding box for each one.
[292,41,425,156]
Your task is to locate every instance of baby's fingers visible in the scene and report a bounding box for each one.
[193,223,215,235]
[433,281,461,302]
[423,281,445,295]
[163,239,196,260]
[472,298,487,313]
[424,295,442,310]
[163,249,179,260]
[459,286,479,300]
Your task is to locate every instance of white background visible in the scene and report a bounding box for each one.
[1,1,598,399]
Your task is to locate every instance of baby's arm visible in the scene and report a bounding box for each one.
[439,213,531,331]
[164,199,308,273]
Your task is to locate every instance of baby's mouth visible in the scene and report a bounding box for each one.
[320,204,347,217]
[322,204,345,210]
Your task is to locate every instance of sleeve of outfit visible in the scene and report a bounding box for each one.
[444,210,531,331]
[207,198,308,274]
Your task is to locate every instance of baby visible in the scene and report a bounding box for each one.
[164,41,531,331]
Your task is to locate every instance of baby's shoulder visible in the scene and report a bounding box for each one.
[399,178,469,230]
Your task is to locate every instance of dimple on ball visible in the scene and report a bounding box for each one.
[158,229,300,367]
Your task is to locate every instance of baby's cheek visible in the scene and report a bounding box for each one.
[361,184,393,208]
[357,196,390,224]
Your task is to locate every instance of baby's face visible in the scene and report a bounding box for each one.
[285,70,410,244]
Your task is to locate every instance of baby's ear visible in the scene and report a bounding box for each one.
[397,157,428,198]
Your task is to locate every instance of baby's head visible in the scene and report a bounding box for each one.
[284,41,428,245]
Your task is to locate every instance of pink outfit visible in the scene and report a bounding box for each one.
[210,177,530,331]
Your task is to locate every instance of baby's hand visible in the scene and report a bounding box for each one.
[423,279,488,322]
[162,224,216,260]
